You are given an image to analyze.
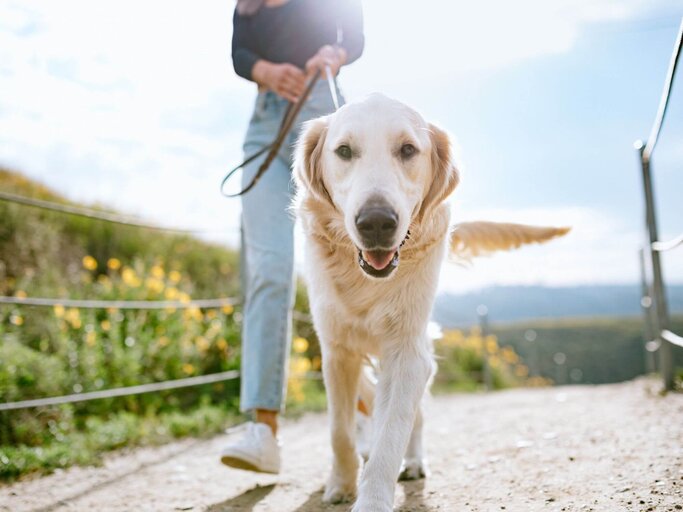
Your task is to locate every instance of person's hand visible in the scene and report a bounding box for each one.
[252,60,306,102]
[305,45,346,79]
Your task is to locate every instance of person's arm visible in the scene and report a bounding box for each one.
[232,10,306,101]
[231,10,260,81]
[337,0,364,65]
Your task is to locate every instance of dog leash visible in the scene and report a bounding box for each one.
[220,65,339,198]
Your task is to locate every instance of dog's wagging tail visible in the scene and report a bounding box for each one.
[449,221,571,261]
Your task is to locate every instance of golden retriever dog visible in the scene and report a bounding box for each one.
[293,93,568,512]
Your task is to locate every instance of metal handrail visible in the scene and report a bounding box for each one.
[661,329,683,349]
[652,233,683,252]
[0,295,238,310]
[0,370,323,411]
[636,18,683,391]
[642,18,683,161]
[0,191,236,234]
[0,370,240,411]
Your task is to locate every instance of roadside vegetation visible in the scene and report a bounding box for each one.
[1,168,676,481]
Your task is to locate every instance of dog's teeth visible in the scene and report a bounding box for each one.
[391,254,399,266]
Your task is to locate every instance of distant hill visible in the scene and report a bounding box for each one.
[433,284,683,327]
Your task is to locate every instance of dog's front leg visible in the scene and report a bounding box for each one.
[353,343,432,512]
[399,401,427,480]
[322,346,362,504]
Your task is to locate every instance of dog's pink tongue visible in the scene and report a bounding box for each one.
[363,250,395,270]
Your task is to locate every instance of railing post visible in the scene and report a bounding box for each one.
[638,248,658,374]
[477,305,493,391]
[635,142,673,390]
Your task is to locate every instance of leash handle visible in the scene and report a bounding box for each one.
[220,70,322,198]
[324,64,340,111]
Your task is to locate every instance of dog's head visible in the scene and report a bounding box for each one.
[294,93,459,279]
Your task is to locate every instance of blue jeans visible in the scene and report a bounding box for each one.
[240,80,342,412]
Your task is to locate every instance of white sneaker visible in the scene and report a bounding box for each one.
[356,411,372,461]
[220,422,281,474]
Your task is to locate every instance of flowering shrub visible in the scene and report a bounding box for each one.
[433,327,552,391]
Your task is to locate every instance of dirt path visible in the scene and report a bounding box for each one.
[2,379,682,512]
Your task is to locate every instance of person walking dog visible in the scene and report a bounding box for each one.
[220,0,364,474]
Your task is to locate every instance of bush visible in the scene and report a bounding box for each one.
[433,327,547,392]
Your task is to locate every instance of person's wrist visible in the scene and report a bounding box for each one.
[252,60,274,87]
[335,47,347,66]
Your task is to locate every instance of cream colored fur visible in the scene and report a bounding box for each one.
[293,93,568,512]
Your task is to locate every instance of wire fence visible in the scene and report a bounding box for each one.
[0,190,237,235]
[636,17,683,390]
[0,295,238,310]
[0,188,316,412]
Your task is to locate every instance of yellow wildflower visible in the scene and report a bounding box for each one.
[151,265,165,279]
[85,331,96,347]
[100,319,111,331]
[145,277,164,294]
[107,258,121,270]
[82,255,97,271]
[121,267,141,287]
[485,335,498,355]
[53,304,65,318]
[178,292,191,304]
[65,308,81,329]
[164,287,179,300]
[97,274,112,289]
[293,337,309,354]
[195,336,210,352]
[221,304,234,315]
[502,347,519,364]
[182,363,195,375]
[158,336,170,347]
[10,314,23,326]
[15,290,27,299]
[291,356,311,375]
[185,307,202,322]
[515,364,529,378]
[216,338,228,351]
[169,270,181,283]
[206,310,217,320]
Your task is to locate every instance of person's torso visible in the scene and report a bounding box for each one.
[246,0,340,70]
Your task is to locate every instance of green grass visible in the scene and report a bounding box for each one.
[0,401,242,480]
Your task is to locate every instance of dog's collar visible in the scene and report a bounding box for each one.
[399,229,411,248]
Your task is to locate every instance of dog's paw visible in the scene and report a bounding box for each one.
[323,479,356,504]
[398,458,428,481]
[351,499,392,512]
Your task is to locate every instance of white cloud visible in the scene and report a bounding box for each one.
[343,0,682,98]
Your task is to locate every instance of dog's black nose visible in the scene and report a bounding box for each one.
[355,205,398,247]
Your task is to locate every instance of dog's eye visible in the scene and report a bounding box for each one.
[400,143,417,159]
[335,144,353,161]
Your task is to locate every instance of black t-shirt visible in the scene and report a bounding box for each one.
[232,0,364,81]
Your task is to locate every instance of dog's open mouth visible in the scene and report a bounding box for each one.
[358,247,400,278]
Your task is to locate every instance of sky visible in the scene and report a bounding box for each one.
[1,0,682,294]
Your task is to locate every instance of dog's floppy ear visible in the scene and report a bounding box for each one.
[294,116,334,205]
[418,123,459,221]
